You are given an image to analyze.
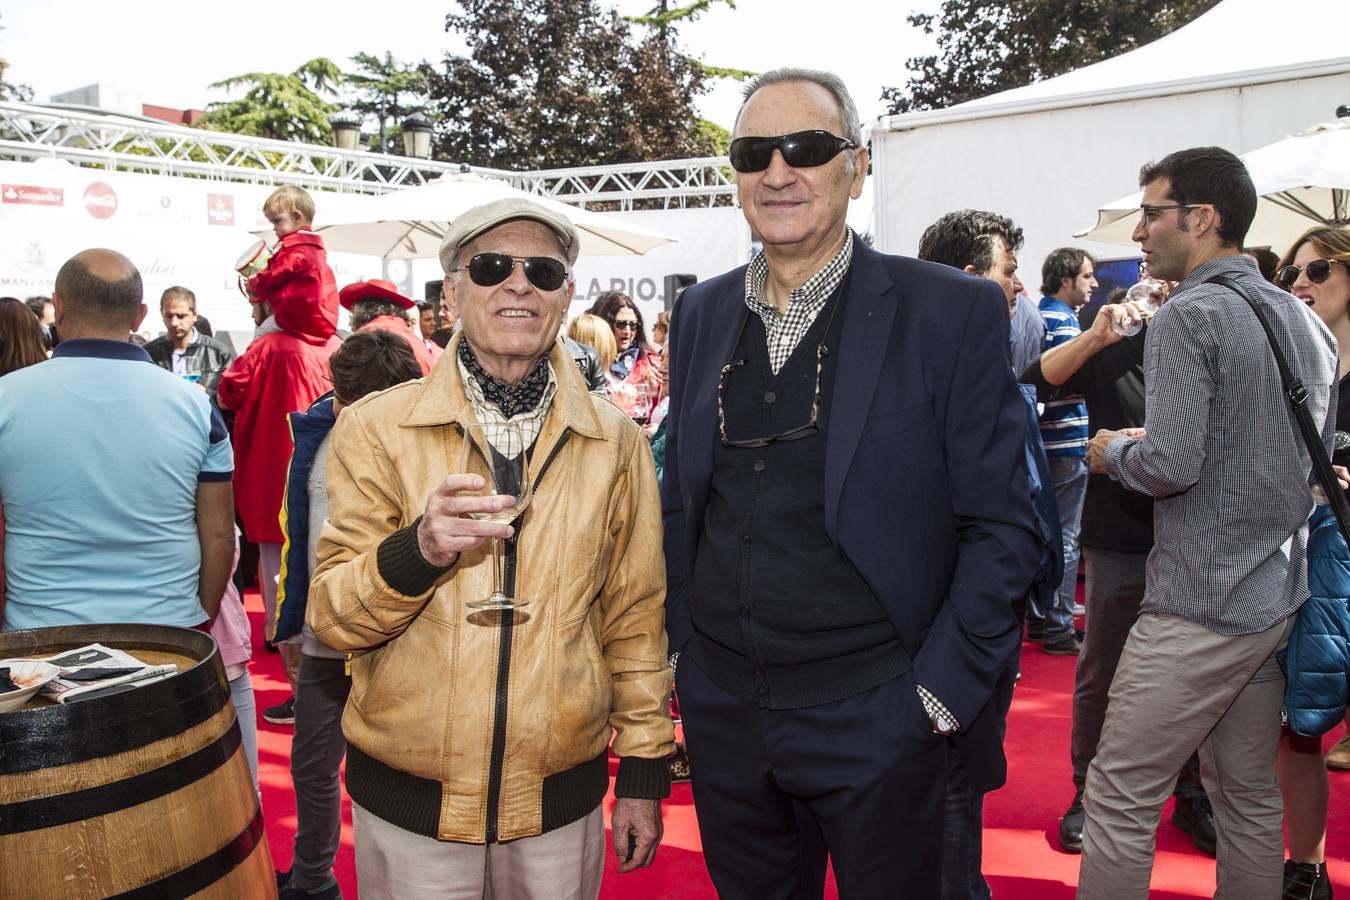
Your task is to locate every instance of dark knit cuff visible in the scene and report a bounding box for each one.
[613,756,671,799]
[376,517,452,598]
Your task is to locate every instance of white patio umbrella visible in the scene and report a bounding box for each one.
[1076,119,1350,254]
[259,173,676,259]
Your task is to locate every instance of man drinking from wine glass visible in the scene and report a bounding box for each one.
[308,197,674,899]
[660,67,1042,898]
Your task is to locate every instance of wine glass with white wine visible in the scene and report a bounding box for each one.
[1110,279,1167,337]
[458,420,533,610]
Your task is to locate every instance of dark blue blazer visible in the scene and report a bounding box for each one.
[661,239,1041,790]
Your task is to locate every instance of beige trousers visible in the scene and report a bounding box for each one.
[352,804,605,900]
[1077,612,1292,900]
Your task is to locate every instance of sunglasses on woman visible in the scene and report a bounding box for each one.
[1276,258,1346,291]
[452,253,568,291]
[728,130,856,173]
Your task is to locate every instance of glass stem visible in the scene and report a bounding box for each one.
[491,537,503,599]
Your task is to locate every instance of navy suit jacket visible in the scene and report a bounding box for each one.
[661,238,1041,791]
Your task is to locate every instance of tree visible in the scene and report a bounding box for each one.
[0,14,34,102]
[199,58,342,143]
[624,0,753,80]
[883,0,1221,114]
[423,0,717,168]
[344,51,429,154]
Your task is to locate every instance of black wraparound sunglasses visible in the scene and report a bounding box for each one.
[728,130,856,173]
[451,253,568,291]
[1276,258,1347,291]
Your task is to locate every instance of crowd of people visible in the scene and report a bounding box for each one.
[1,65,1348,900]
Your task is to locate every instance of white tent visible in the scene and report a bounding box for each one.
[871,0,1350,275]
[1078,119,1350,253]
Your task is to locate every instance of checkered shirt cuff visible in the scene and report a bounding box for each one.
[916,683,960,734]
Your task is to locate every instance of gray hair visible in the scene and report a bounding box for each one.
[734,68,862,146]
[349,298,410,332]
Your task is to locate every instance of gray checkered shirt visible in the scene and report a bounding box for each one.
[1104,254,1338,635]
[744,229,853,373]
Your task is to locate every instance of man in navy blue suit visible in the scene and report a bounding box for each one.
[661,68,1042,899]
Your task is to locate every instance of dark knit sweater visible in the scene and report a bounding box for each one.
[688,283,909,709]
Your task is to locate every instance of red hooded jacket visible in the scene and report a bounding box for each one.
[248,230,339,345]
[218,329,341,545]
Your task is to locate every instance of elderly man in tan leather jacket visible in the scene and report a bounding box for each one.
[309,198,674,899]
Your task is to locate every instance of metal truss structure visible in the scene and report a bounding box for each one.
[0,101,734,209]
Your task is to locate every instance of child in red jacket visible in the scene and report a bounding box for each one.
[248,185,340,344]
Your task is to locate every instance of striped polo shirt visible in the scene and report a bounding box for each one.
[1037,297,1088,459]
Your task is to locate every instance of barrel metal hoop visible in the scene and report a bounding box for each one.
[106,801,265,900]
[0,719,243,834]
[0,675,230,774]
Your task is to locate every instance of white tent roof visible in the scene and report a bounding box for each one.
[879,0,1350,131]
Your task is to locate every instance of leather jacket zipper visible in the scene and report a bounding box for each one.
[483,429,572,843]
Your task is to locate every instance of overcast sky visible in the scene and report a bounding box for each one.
[2,0,939,131]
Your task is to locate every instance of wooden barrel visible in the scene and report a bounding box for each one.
[0,624,275,899]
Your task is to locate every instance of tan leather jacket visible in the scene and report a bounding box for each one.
[308,338,673,843]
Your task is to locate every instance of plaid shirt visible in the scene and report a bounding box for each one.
[457,355,557,459]
[744,229,854,373]
[1104,255,1338,634]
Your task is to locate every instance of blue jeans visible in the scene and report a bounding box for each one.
[1045,455,1087,641]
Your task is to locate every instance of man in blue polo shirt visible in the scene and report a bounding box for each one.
[1036,247,1098,656]
[0,249,236,631]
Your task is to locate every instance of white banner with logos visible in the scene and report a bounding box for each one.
[0,159,752,348]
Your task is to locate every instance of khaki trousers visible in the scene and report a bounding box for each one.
[1077,612,1291,900]
[352,804,605,900]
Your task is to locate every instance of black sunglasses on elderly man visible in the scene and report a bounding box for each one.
[728,130,857,174]
[451,253,568,292]
[1276,258,1347,291]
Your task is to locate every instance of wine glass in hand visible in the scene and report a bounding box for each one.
[459,420,533,610]
[1111,280,1166,337]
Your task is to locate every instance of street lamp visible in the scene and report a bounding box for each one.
[329,110,362,151]
[401,113,434,159]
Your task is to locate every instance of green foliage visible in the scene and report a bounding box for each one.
[199,58,342,143]
[625,0,750,84]
[345,51,431,152]
[624,0,736,32]
[693,117,731,156]
[423,0,715,168]
[883,0,1222,114]
[0,13,34,102]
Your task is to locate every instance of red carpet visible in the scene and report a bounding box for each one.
[244,590,1349,898]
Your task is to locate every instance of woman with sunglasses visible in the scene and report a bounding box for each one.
[1275,224,1350,900]
[590,290,658,387]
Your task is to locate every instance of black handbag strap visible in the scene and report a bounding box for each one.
[1207,272,1350,545]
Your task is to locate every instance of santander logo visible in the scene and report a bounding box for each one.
[2,184,64,206]
[83,182,118,219]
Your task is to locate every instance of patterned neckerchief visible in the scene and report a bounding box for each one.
[457,338,552,419]
[744,229,854,374]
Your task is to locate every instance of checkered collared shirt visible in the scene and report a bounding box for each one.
[457,355,557,459]
[744,229,854,374]
[1104,254,1339,635]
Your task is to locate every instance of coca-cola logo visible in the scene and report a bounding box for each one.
[83,182,118,219]
[2,184,64,206]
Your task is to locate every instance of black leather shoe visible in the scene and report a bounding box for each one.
[1283,859,1333,900]
[1058,789,1085,853]
[1171,795,1217,856]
